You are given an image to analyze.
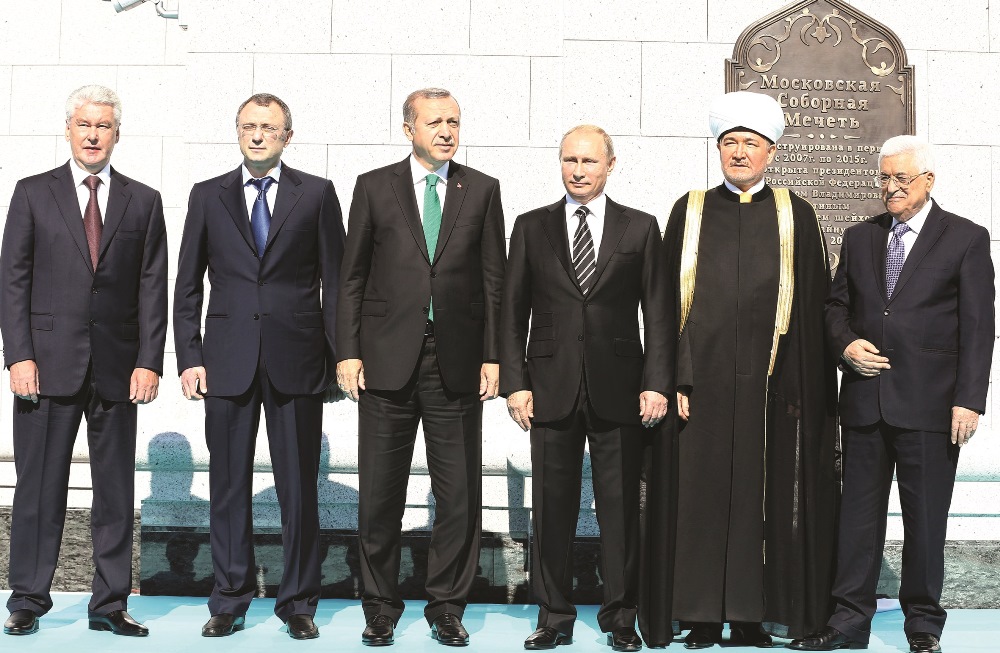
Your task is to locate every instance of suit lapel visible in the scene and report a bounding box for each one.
[869,213,891,304]
[540,199,577,289]
[432,162,467,263]
[97,168,132,264]
[264,165,303,253]
[589,197,629,292]
[219,167,256,255]
[889,200,947,303]
[48,163,94,275]
[390,158,430,263]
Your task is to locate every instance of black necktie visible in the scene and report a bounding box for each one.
[572,206,596,294]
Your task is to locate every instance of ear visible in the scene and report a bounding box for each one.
[607,156,617,173]
[114,128,121,144]
[765,143,777,164]
[282,129,294,146]
[403,122,414,142]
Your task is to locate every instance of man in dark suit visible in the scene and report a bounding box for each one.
[790,136,994,653]
[500,125,671,652]
[1,85,167,637]
[173,93,345,640]
[336,87,506,647]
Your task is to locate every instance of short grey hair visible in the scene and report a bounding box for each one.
[559,124,615,161]
[236,93,293,131]
[403,88,455,128]
[879,135,935,173]
[65,85,122,126]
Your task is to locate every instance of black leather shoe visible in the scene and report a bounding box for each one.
[431,613,470,646]
[608,626,643,652]
[730,622,773,648]
[787,626,866,650]
[684,623,722,649]
[201,613,245,637]
[3,610,38,636]
[287,614,319,640]
[524,626,572,649]
[88,610,149,637]
[362,614,395,646]
[907,632,941,653]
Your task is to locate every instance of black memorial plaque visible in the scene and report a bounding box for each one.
[727,0,914,269]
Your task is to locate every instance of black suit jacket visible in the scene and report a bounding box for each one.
[1,162,168,401]
[173,165,345,397]
[826,200,995,433]
[336,158,506,393]
[499,197,673,425]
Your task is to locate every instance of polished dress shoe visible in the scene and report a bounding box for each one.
[362,614,395,646]
[287,614,319,640]
[684,623,722,649]
[608,626,643,652]
[201,613,245,637]
[88,610,149,637]
[4,610,39,636]
[907,632,942,653]
[431,613,470,646]
[729,622,773,648]
[787,626,866,650]
[524,626,572,649]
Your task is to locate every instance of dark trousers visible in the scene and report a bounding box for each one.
[530,379,643,635]
[828,422,959,643]
[357,334,483,625]
[7,369,137,617]
[204,356,322,620]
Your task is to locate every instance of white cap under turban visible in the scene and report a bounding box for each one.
[709,91,785,144]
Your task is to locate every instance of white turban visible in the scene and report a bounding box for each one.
[709,91,785,144]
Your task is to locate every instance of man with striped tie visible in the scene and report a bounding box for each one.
[500,125,672,652]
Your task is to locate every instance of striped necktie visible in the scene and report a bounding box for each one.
[572,206,596,294]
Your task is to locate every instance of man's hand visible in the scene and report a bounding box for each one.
[951,406,979,447]
[9,360,39,403]
[677,390,690,421]
[323,381,347,403]
[842,339,891,377]
[130,368,159,404]
[180,366,208,400]
[507,390,534,431]
[479,363,499,401]
[336,358,365,402]
[639,390,668,428]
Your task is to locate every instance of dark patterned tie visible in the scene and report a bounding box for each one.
[886,221,910,298]
[572,206,596,294]
[249,176,275,258]
[83,175,103,271]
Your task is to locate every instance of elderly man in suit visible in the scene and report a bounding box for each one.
[789,136,994,653]
[1,85,168,637]
[173,93,345,640]
[336,87,506,647]
[500,125,672,652]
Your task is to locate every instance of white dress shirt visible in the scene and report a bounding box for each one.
[723,178,766,197]
[565,193,606,254]
[242,161,282,218]
[410,155,449,224]
[889,198,933,264]
[70,159,112,220]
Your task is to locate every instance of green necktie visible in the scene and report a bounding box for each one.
[423,173,442,321]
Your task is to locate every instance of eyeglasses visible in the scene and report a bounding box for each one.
[876,171,929,188]
[239,123,286,139]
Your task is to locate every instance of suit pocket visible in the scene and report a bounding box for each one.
[531,312,554,328]
[614,338,644,358]
[530,326,554,341]
[30,313,53,331]
[115,229,146,241]
[294,311,323,329]
[205,314,229,319]
[527,339,555,358]
[917,347,958,356]
[121,323,139,340]
[362,300,387,317]
[612,251,640,261]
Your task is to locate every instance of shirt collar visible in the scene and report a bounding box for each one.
[69,159,111,188]
[723,178,766,197]
[410,155,449,186]
[892,198,933,235]
[242,160,282,186]
[566,193,607,220]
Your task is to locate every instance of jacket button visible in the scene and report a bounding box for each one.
[253,313,260,320]
[422,307,429,314]
[884,309,890,316]
[577,334,584,341]
[89,319,96,325]
[430,272,437,278]
[92,288,99,294]
[258,280,264,286]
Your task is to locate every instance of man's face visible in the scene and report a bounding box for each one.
[65,102,119,174]
[880,152,934,222]
[716,130,776,192]
[404,96,461,171]
[560,130,615,205]
[237,102,292,173]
